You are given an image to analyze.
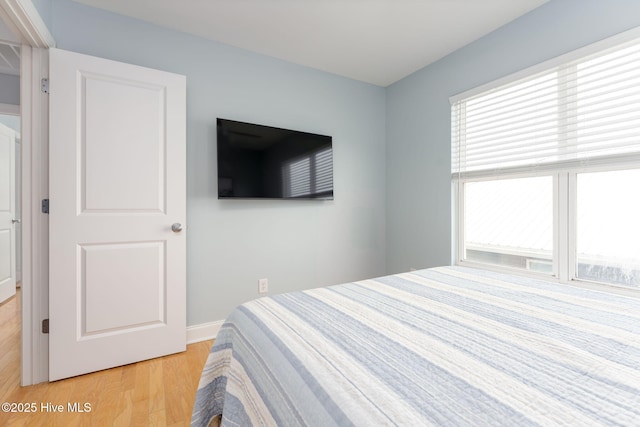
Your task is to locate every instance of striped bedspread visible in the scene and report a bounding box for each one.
[191,266,640,426]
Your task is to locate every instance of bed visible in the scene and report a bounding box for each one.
[191,266,640,426]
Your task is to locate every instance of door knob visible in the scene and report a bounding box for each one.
[171,223,183,233]
[11,218,20,224]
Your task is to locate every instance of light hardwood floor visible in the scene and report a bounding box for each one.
[0,290,214,426]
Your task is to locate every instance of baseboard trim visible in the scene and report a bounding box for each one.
[186,320,224,344]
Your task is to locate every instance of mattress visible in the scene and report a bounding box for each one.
[191,266,640,426]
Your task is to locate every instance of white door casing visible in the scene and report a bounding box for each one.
[49,48,186,380]
[0,122,17,304]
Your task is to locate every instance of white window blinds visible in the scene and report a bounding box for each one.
[452,36,640,176]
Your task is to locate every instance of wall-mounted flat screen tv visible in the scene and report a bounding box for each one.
[217,118,333,200]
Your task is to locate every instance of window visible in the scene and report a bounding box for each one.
[463,176,553,272]
[576,169,640,287]
[451,29,640,290]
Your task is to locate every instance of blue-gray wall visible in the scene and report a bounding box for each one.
[30,0,52,30]
[0,73,19,105]
[47,0,387,325]
[385,0,640,274]
[36,0,640,324]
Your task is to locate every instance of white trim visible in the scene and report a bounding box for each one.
[451,162,640,195]
[452,153,640,181]
[1,0,53,386]
[19,44,48,386]
[0,102,19,115]
[465,243,551,260]
[450,25,640,104]
[450,180,459,265]
[566,173,577,283]
[186,320,223,344]
[555,173,568,282]
[0,0,54,48]
[19,43,33,386]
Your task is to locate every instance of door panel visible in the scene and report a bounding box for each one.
[81,241,164,334]
[49,48,186,380]
[0,123,16,304]
[82,74,165,212]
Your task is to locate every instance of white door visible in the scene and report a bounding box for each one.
[49,48,186,381]
[0,123,17,304]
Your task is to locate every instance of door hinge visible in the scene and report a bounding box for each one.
[41,78,49,94]
[41,198,49,214]
[42,319,49,334]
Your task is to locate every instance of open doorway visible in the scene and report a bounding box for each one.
[0,112,20,301]
[0,36,20,304]
[0,30,22,390]
[1,0,55,386]
[0,41,21,397]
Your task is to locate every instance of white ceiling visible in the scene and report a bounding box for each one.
[73,0,549,87]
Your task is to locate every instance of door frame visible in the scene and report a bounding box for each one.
[0,0,54,385]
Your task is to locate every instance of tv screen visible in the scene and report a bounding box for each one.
[217,118,333,200]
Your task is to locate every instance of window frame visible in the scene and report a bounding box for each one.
[451,26,640,296]
[454,160,640,296]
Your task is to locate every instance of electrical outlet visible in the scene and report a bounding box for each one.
[258,278,269,294]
